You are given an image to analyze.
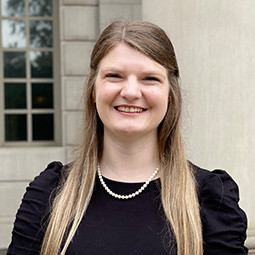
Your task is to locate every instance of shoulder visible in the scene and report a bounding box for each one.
[195,164,237,199]
[7,161,67,255]
[192,163,248,254]
[23,161,65,205]
[29,161,64,191]
[194,164,243,211]
[20,161,65,213]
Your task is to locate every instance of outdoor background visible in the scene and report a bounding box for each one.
[0,0,254,253]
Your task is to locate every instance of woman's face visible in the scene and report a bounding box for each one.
[94,43,170,139]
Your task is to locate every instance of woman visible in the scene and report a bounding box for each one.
[8,20,247,255]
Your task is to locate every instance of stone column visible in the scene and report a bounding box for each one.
[99,0,141,32]
[60,0,100,161]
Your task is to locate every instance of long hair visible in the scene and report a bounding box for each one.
[41,20,203,255]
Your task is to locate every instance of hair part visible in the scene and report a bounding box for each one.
[41,20,203,255]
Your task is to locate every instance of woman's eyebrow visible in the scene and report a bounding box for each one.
[100,67,123,73]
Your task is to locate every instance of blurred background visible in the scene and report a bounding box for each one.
[0,0,254,253]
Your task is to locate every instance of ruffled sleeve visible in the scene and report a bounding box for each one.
[197,168,248,255]
[7,161,63,255]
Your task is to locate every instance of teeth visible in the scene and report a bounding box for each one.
[117,106,143,113]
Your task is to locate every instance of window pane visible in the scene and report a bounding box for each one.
[4,83,26,109]
[30,20,52,48]
[5,114,27,141]
[1,0,25,17]
[4,51,26,78]
[29,0,52,16]
[30,51,52,78]
[32,114,54,141]
[32,83,53,108]
[2,20,26,48]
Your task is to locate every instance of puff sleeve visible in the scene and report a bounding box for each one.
[7,161,63,255]
[198,169,248,255]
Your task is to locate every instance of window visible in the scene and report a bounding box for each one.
[0,0,60,146]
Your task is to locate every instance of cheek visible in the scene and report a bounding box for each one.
[96,91,114,106]
[95,84,119,108]
[145,88,169,109]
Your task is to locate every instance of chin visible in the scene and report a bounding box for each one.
[117,129,141,135]
[115,126,156,138]
[112,126,142,135]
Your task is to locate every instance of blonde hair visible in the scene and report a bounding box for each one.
[41,20,203,255]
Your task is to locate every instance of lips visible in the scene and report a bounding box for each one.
[114,106,147,113]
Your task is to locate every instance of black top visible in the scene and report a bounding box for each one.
[7,162,248,255]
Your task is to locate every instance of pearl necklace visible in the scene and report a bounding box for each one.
[97,165,159,199]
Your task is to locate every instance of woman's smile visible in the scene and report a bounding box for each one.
[114,105,147,114]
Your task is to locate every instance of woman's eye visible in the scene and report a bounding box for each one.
[145,76,160,82]
[105,73,121,79]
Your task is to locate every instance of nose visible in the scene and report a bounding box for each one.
[120,77,142,100]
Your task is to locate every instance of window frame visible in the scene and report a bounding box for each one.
[0,0,61,147]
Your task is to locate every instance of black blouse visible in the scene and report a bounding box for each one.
[7,162,248,255]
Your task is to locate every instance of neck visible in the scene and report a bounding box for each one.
[100,131,159,182]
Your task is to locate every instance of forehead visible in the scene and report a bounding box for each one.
[98,43,167,75]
